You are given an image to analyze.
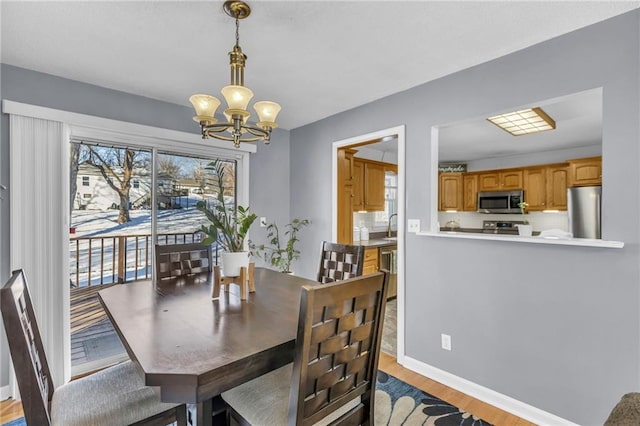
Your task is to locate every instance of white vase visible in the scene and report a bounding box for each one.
[516,224,533,237]
[221,251,250,277]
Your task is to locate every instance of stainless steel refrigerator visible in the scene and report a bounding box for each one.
[567,186,601,239]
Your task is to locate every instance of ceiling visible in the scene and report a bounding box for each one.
[1,1,638,132]
[438,88,603,162]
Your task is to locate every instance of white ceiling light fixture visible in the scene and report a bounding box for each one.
[189,1,281,148]
[487,107,556,136]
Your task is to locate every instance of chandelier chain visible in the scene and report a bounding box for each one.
[235,17,240,47]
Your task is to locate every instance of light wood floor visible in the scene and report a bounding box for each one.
[377,352,536,425]
[1,353,535,425]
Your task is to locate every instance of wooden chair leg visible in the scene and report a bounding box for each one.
[248,262,255,293]
[212,266,222,299]
[239,267,247,300]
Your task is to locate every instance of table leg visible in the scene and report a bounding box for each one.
[187,399,213,426]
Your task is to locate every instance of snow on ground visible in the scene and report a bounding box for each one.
[69,202,217,287]
[71,203,211,238]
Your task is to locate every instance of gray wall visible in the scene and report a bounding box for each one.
[0,64,291,387]
[290,11,640,424]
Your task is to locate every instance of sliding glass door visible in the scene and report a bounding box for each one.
[68,141,237,375]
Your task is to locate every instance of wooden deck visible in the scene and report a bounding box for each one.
[70,284,117,334]
[70,284,126,367]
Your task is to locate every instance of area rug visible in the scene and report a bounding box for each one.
[3,373,491,426]
[376,371,493,425]
[1,418,25,426]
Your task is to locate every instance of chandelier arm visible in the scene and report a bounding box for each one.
[202,129,263,143]
[243,126,270,138]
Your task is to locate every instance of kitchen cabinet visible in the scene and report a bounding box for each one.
[337,148,356,244]
[353,159,386,211]
[546,164,568,209]
[438,173,463,211]
[478,169,523,191]
[568,156,601,187]
[462,173,478,211]
[523,163,568,211]
[363,247,379,275]
[523,167,546,210]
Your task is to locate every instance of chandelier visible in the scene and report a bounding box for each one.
[189,1,281,148]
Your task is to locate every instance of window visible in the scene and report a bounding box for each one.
[82,176,89,186]
[83,193,91,199]
[132,179,139,189]
[374,171,398,228]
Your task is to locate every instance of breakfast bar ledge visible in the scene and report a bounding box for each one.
[418,231,624,249]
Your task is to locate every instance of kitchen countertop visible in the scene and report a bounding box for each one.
[440,227,541,236]
[356,238,397,248]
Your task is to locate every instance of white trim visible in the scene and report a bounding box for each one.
[331,125,406,363]
[429,126,439,232]
[428,122,622,249]
[2,99,257,155]
[418,230,624,248]
[403,355,579,426]
[0,384,11,400]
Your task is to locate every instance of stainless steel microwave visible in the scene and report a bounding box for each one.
[477,190,523,214]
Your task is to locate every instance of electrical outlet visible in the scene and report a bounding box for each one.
[260,217,268,227]
[441,333,452,351]
[407,219,420,233]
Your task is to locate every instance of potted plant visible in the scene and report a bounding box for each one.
[516,201,532,236]
[196,160,257,276]
[250,218,311,274]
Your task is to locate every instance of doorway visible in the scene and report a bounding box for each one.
[332,125,405,362]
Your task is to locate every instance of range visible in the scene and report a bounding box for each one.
[482,220,527,235]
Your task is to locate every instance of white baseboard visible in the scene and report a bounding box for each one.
[0,384,12,400]
[402,355,579,426]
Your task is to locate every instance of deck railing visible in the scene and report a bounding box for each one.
[69,232,220,287]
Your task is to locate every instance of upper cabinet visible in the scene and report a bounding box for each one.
[568,156,602,187]
[353,158,386,211]
[438,173,463,211]
[462,173,478,211]
[478,170,523,191]
[546,164,568,209]
[523,163,568,211]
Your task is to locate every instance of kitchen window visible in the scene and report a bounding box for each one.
[374,171,398,228]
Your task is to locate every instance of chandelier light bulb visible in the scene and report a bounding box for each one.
[221,85,254,111]
[254,101,281,127]
[189,94,221,124]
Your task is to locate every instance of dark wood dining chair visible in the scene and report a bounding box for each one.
[155,242,212,280]
[222,270,389,425]
[0,269,187,426]
[317,241,365,284]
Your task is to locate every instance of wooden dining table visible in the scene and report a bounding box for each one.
[98,267,317,426]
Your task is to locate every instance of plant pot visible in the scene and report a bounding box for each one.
[516,224,533,237]
[221,251,250,277]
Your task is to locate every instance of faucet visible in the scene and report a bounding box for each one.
[387,213,398,237]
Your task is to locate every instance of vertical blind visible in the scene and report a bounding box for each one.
[9,114,69,389]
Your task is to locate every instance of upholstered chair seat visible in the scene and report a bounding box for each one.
[51,360,179,426]
[1,270,186,426]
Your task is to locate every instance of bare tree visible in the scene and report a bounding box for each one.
[81,146,149,223]
[193,161,208,194]
[158,157,181,180]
